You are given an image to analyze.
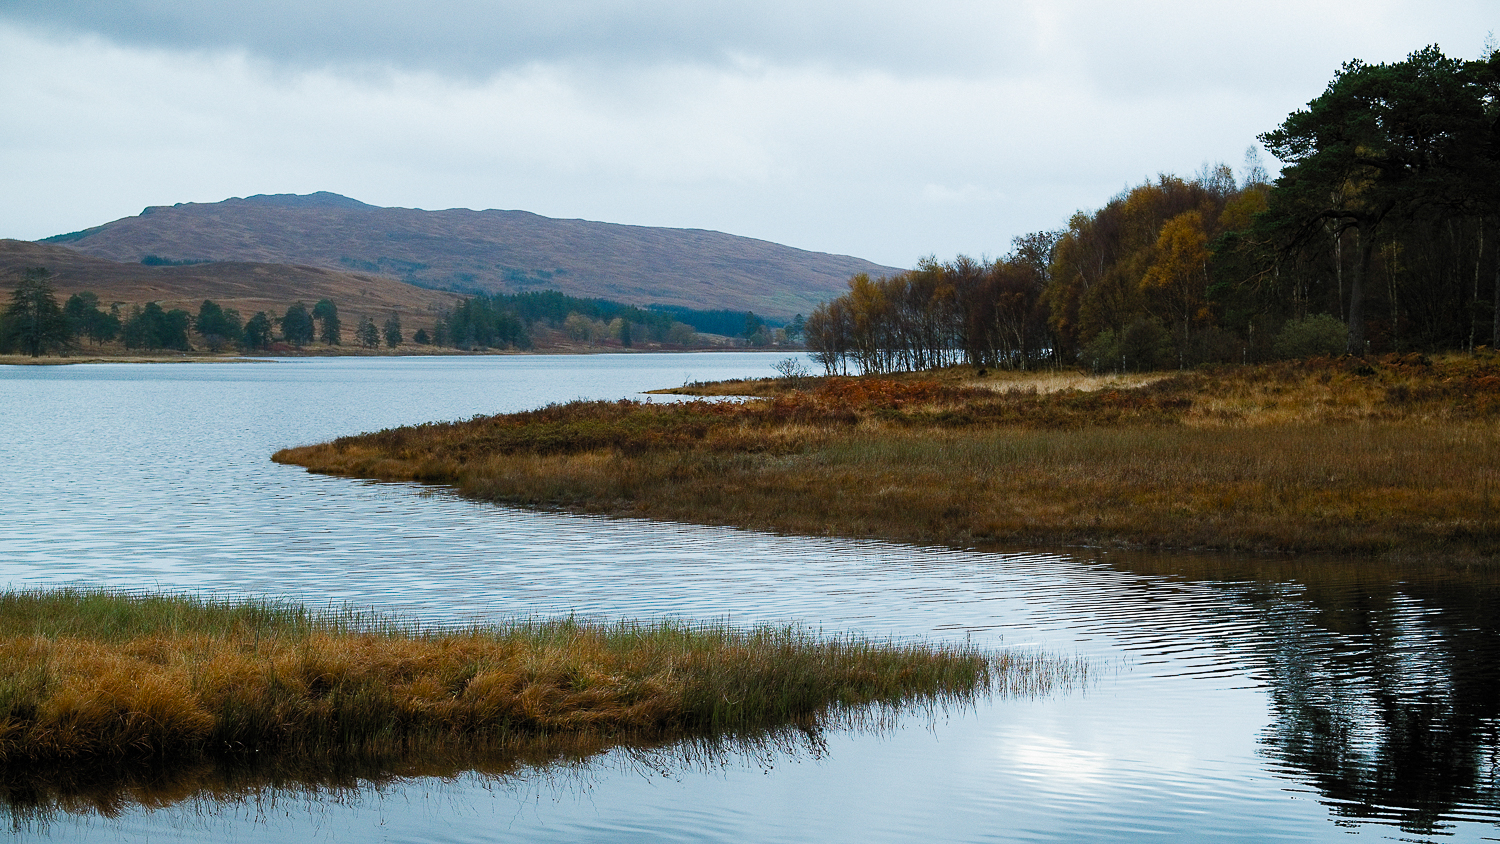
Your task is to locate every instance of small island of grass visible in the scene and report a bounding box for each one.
[275,355,1500,564]
[0,590,1038,774]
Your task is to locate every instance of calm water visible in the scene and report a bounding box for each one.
[1,353,1497,842]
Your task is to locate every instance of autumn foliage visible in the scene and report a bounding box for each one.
[808,45,1500,374]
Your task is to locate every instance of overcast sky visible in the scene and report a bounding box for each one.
[1,2,1492,269]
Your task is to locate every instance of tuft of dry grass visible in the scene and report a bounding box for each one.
[276,355,1500,563]
[0,590,1032,771]
[650,366,1170,397]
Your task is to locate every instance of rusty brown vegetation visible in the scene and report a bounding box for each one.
[0,239,460,342]
[277,354,1500,563]
[0,591,1034,773]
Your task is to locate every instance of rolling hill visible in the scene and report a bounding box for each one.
[42,193,903,319]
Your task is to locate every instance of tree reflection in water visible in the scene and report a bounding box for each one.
[1107,553,1500,837]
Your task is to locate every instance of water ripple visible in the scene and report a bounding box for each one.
[2,355,1497,842]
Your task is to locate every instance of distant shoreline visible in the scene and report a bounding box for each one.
[0,346,797,366]
[0,354,280,365]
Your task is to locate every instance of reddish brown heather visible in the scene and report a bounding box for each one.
[275,355,1500,563]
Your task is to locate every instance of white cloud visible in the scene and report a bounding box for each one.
[1,2,1494,268]
[2,0,1042,77]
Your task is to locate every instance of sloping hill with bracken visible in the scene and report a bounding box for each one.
[42,193,904,319]
[0,239,461,334]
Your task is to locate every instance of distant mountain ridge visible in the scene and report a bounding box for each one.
[43,193,903,318]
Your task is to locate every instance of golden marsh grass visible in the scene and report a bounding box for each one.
[277,355,1500,563]
[0,590,1059,770]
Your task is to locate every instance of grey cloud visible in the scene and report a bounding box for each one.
[2,0,1040,76]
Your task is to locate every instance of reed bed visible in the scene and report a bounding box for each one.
[0,590,1016,768]
[2,641,1088,823]
[275,355,1500,563]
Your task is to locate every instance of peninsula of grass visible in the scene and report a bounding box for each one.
[274,354,1500,564]
[0,590,1028,770]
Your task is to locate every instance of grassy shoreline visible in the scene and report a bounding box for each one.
[275,355,1500,564]
[0,590,1033,769]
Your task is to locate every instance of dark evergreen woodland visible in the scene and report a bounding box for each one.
[807,45,1500,375]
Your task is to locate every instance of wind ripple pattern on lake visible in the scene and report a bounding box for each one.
[1,354,1496,842]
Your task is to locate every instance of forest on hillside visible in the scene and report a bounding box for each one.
[0,272,790,356]
[807,45,1500,374]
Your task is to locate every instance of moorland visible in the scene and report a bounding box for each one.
[40,192,895,318]
[275,354,1500,566]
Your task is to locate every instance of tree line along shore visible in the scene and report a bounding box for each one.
[0,267,801,359]
[7,46,1498,368]
[804,46,1500,377]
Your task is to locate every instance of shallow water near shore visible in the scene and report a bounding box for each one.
[2,353,1497,842]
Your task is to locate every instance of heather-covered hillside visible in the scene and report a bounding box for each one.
[44,193,902,319]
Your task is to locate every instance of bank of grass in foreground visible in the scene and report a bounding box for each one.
[0,589,1040,767]
[275,354,1500,563]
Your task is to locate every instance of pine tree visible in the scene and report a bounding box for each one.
[2,268,70,356]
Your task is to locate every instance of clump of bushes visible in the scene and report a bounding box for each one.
[1082,318,1175,372]
[1274,314,1348,359]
